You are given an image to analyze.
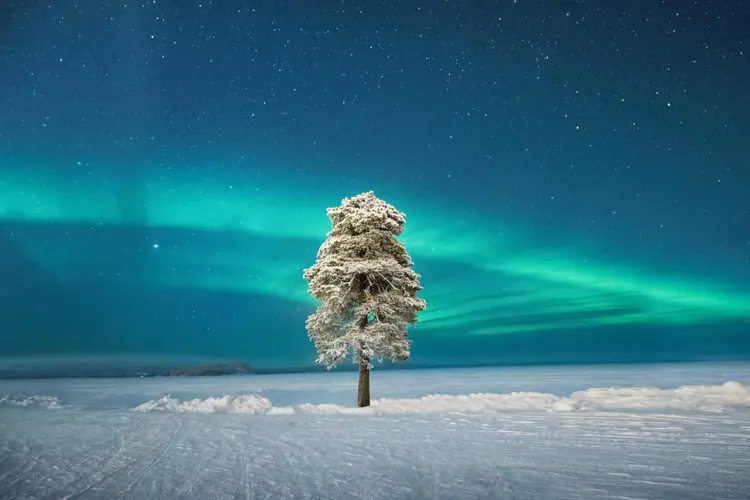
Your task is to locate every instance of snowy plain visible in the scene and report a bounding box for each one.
[1,362,749,500]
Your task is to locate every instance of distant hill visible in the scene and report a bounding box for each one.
[162,361,252,377]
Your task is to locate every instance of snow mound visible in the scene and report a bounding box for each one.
[131,381,750,415]
[371,391,562,413]
[132,394,272,414]
[0,395,63,409]
[567,380,750,412]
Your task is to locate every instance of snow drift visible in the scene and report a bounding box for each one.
[133,394,274,414]
[0,395,63,409]
[131,381,750,415]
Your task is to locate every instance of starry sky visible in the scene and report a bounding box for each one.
[0,0,748,371]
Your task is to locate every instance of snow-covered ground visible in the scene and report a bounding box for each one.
[1,363,749,499]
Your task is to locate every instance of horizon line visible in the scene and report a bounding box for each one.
[1,357,749,380]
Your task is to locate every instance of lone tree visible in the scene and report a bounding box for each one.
[303,192,426,407]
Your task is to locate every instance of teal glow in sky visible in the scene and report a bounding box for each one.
[0,0,748,369]
[1,162,748,367]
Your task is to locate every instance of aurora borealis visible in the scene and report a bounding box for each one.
[0,1,748,369]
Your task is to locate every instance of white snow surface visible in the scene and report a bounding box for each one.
[1,362,750,499]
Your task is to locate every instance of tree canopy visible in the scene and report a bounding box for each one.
[303,192,426,369]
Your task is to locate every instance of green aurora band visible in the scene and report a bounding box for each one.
[1,165,749,338]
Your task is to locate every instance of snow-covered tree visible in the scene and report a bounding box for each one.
[303,191,426,407]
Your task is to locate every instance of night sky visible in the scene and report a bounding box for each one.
[0,1,748,370]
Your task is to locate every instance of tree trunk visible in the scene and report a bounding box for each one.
[356,314,370,407]
[357,357,370,407]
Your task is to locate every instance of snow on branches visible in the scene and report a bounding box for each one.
[303,192,426,369]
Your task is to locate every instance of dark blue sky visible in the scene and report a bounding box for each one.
[0,0,748,370]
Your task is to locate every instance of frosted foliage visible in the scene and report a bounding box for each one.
[304,192,426,369]
[327,191,407,237]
